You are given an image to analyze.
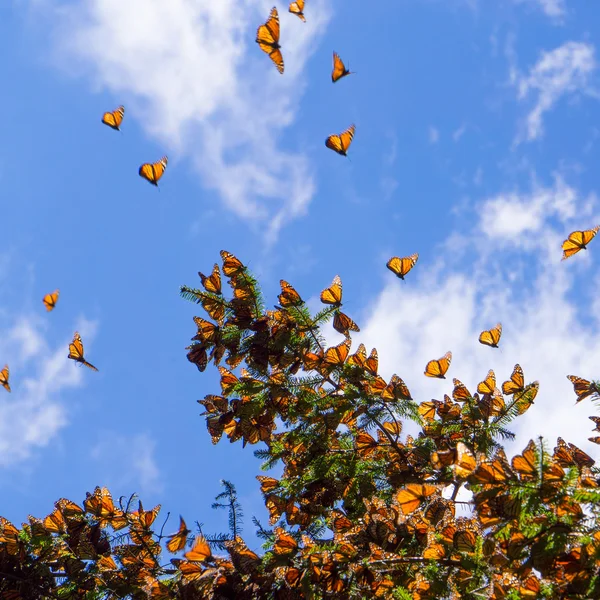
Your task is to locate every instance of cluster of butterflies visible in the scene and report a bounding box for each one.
[255,5,357,157]
[0,290,98,394]
[101,106,169,187]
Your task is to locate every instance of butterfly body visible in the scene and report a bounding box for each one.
[325,125,355,156]
[139,156,168,187]
[256,7,284,74]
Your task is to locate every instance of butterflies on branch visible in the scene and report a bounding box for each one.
[256,7,284,74]
[561,225,600,260]
[68,332,98,372]
[325,125,355,156]
[101,105,125,131]
[139,156,168,187]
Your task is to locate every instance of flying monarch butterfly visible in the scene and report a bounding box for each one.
[139,156,168,186]
[479,323,502,348]
[567,374,600,403]
[424,351,452,379]
[0,365,10,392]
[386,253,418,280]
[332,310,360,336]
[325,124,355,156]
[166,516,191,553]
[184,535,213,562]
[320,274,343,305]
[101,105,125,131]
[331,51,352,83]
[289,0,305,21]
[67,332,98,371]
[256,7,284,74]
[561,225,600,260]
[502,364,524,395]
[43,289,60,312]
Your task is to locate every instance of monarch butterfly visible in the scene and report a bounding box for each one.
[452,378,472,402]
[289,0,305,21]
[561,225,600,260]
[511,440,537,481]
[332,310,360,336]
[502,364,524,395]
[479,323,502,348]
[477,369,496,396]
[185,535,212,562]
[220,250,245,277]
[256,7,284,74]
[386,253,418,280]
[198,264,222,295]
[139,156,168,186]
[454,442,476,478]
[68,332,98,371]
[424,351,452,379]
[166,516,191,553]
[0,365,10,392]
[326,124,355,156]
[332,51,352,83]
[396,483,438,515]
[320,274,343,305]
[101,105,125,131]
[567,374,600,403]
[43,289,60,312]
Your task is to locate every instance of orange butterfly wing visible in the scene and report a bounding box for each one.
[256,8,284,73]
[331,51,350,82]
[68,332,98,371]
[289,0,306,22]
[320,274,343,305]
[424,351,452,379]
[478,322,502,348]
[0,365,10,392]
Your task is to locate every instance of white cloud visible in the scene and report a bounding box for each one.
[345,174,600,455]
[91,432,163,494]
[38,0,331,243]
[0,317,99,467]
[514,0,566,19]
[512,41,597,143]
[428,126,440,144]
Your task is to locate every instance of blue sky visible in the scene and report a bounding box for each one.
[1,0,599,549]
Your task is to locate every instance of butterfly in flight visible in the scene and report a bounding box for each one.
[256,7,284,74]
[386,254,418,280]
[325,125,355,157]
[289,0,306,22]
[139,156,168,187]
[332,52,352,83]
[68,332,98,371]
[42,289,60,312]
[561,225,600,260]
[101,105,125,131]
[424,351,452,379]
[479,323,502,348]
[0,365,10,392]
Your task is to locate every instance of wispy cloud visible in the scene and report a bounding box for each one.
[512,41,597,143]
[342,174,600,453]
[38,0,332,243]
[428,126,440,144]
[514,0,566,19]
[91,431,163,494]
[0,317,99,467]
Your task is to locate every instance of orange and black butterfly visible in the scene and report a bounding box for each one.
[101,105,125,131]
[139,156,168,186]
[396,483,438,514]
[332,52,352,83]
[166,516,191,553]
[0,365,10,392]
[479,323,502,348]
[320,275,343,306]
[424,351,452,379]
[68,332,98,371]
[332,311,359,336]
[562,225,600,260]
[325,125,355,156]
[567,375,600,403]
[256,7,284,74]
[386,254,418,280]
[289,0,305,22]
[502,364,524,395]
[185,535,213,563]
[198,264,222,295]
[43,289,60,312]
